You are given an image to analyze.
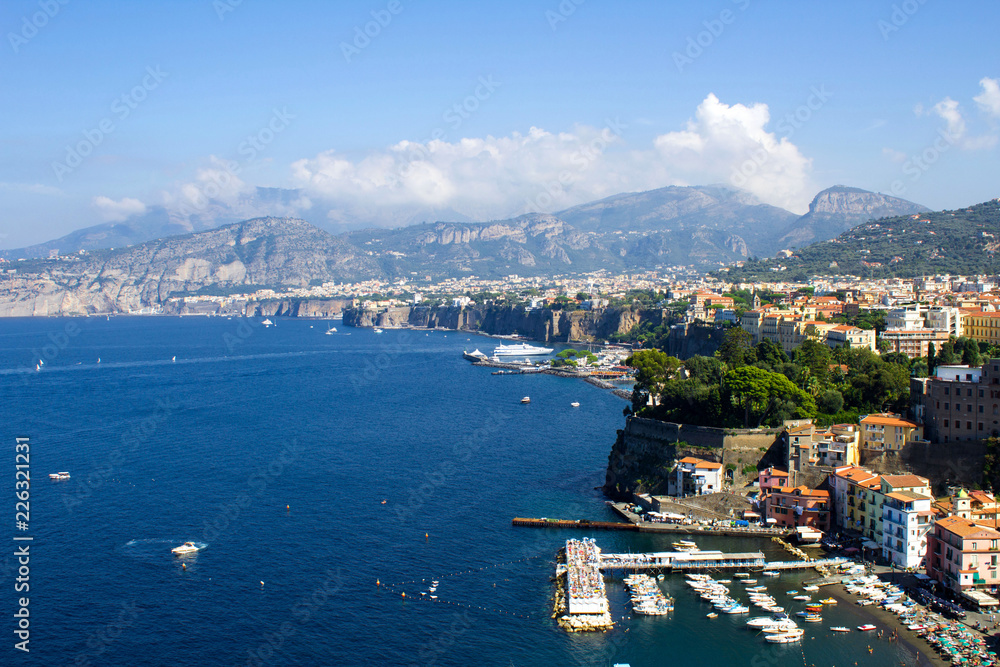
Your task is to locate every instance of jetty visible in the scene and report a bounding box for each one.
[513,517,638,531]
[513,514,790,538]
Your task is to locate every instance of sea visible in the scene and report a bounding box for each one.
[0,316,927,666]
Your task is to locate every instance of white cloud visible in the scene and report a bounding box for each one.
[0,182,63,196]
[974,77,1000,118]
[926,95,997,150]
[882,147,907,164]
[92,196,147,222]
[653,93,814,213]
[289,94,818,220]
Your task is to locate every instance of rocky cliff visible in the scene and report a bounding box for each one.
[776,185,929,248]
[342,304,666,342]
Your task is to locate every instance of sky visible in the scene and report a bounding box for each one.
[2,0,999,248]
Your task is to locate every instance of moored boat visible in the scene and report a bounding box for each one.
[171,542,200,555]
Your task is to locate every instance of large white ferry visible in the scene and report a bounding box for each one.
[493,342,554,356]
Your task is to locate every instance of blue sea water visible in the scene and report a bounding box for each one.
[1,317,925,666]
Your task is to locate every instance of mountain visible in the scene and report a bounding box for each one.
[0,217,383,316]
[718,199,1000,281]
[774,185,929,249]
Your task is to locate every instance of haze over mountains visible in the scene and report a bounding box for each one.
[4,184,924,270]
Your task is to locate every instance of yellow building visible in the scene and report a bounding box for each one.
[962,312,1000,347]
[860,413,922,451]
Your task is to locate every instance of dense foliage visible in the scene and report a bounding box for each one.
[625,330,912,429]
[717,200,1000,281]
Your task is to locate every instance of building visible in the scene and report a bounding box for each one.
[758,467,789,491]
[830,466,880,535]
[817,424,861,467]
[880,328,950,359]
[826,325,876,352]
[668,457,724,497]
[882,491,935,569]
[859,414,922,451]
[926,516,1000,593]
[761,485,831,533]
[921,359,1000,443]
[962,312,1000,347]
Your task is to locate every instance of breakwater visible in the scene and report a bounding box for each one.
[473,359,633,400]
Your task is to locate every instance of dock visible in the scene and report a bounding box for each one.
[600,550,767,571]
[513,517,638,531]
[513,511,791,538]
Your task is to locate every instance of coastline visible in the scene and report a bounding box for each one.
[823,582,950,667]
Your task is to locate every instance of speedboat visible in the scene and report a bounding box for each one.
[830,626,850,633]
[765,629,804,643]
[857,624,876,631]
[49,472,71,480]
[571,402,580,407]
[520,397,531,404]
[793,595,811,601]
[171,542,200,555]
[373,328,384,334]
[803,614,823,623]
[819,597,837,604]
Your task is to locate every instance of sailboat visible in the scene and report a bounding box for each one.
[325,326,337,334]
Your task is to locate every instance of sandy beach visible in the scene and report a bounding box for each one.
[824,581,976,667]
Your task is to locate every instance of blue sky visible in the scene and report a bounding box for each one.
[2,0,999,248]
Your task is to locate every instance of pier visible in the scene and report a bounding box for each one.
[513,514,790,538]
[600,550,766,571]
[512,517,638,531]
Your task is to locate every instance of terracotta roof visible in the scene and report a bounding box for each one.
[886,491,932,502]
[936,515,1000,539]
[763,468,789,477]
[695,461,723,470]
[861,415,919,428]
[678,457,702,464]
[882,474,929,489]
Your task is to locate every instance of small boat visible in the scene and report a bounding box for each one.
[762,570,780,577]
[740,579,758,585]
[786,590,799,595]
[48,472,71,480]
[520,397,531,404]
[706,612,718,618]
[171,356,176,362]
[819,598,837,605]
[171,542,200,555]
[656,574,665,581]
[802,584,820,592]
[261,319,273,327]
[793,595,811,601]
[571,402,580,407]
[830,626,850,633]
[734,573,750,579]
[857,624,876,631]
[429,595,437,599]
[765,629,804,643]
[803,614,823,623]
[463,349,488,362]
[373,328,384,334]
[325,327,337,334]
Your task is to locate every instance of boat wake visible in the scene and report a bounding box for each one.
[121,538,208,564]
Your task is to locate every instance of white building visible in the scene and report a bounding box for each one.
[927,306,963,337]
[669,457,724,497]
[882,491,934,569]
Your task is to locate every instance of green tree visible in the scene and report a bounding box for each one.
[928,342,937,374]
[717,327,755,367]
[722,366,816,427]
[754,339,789,369]
[792,339,833,385]
[625,350,681,411]
[683,355,725,384]
[817,388,845,414]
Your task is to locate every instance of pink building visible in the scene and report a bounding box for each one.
[759,467,789,491]
[762,485,831,533]
[926,515,1000,593]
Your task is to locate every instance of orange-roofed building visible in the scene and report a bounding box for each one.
[926,515,1000,593]
[860,413,922,451]
[759,467,789,491]
[668,457,724,497]
[761,485,831,533]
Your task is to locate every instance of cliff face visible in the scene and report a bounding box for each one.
[342,304,667,342]
[603,416,785,500]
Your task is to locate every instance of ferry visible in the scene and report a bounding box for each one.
[493,342,554,357]
[171,542,200,555]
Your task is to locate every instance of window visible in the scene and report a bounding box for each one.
[980,423,984,431]
[968,421,973,430]
[980,405,985,413]
[945,403,950,410]
[945,387,950,395]
[981,389,985,398]
[969,405,974,412]
[944,421,949,428]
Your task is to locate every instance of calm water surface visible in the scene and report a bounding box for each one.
[0,317,923,665]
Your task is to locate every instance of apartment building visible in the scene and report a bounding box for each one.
[921,359,1000,442]
[761,485,831,533]
[859,414,922,451]
[926,516,1000,593]
[879,328,950,359]
[882,491,935,569]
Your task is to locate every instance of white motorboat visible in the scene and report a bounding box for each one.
[261,319,273,327]
[521,397,531,404]
[373,328,384,334]
[571,402,580,407]
[48,472,71,480]
[493,342,554,356]
[171,542,200,555]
